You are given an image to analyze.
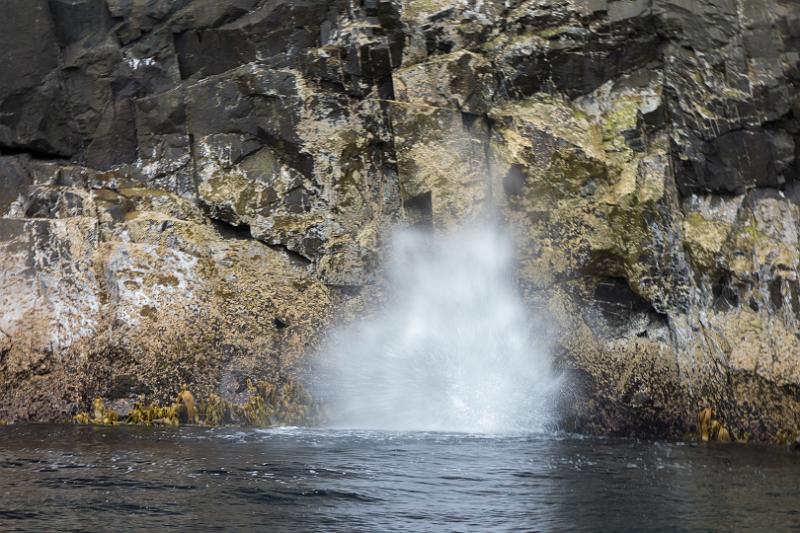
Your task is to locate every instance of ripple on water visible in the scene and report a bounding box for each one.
[0,426,799,532]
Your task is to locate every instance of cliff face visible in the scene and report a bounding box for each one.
[0,0,798,440]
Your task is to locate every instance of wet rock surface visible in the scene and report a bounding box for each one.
[0,0,798,442]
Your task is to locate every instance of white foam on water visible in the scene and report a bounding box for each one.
[311,224,561,434]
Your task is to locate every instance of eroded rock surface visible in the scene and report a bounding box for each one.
[0,0,798,442]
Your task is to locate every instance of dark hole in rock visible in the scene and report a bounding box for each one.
[769,278,784,310]
[460,112,480,130]
[0,144,68,161]
[378,77,395,100]
[790,279,800,317]
[274,318,289,330]
[108,374,147,399]
[591,277,658,332]
[712,275,739,312]
[211,218,253,240]
[403,191,432,230]
[503,164,527,197]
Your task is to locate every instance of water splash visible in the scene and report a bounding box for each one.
[311,225,560,433]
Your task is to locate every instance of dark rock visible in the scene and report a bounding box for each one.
[85,100,139,169]
[708,130,774,194]
[0,0,78,156]
[23,187,87,219]
[497,7,662,98]
[659,0,799,194]
[48,0,115,47]
[0,0,59,100]
[0,157,33,215]
[174,28,256,79]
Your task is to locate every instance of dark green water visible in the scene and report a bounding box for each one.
[0,425,798,532]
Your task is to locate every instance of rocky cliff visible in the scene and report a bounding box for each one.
[0,0,798,442]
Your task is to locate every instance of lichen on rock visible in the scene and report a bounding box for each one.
[0,0,799,444]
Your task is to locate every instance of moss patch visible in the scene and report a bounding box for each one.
[682,212,731,272]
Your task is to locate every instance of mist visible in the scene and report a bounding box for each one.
[311,224,561,433]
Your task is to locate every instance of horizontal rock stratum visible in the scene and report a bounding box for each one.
[0,0,798,442]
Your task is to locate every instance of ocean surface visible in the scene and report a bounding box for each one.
[0,425,798,532]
